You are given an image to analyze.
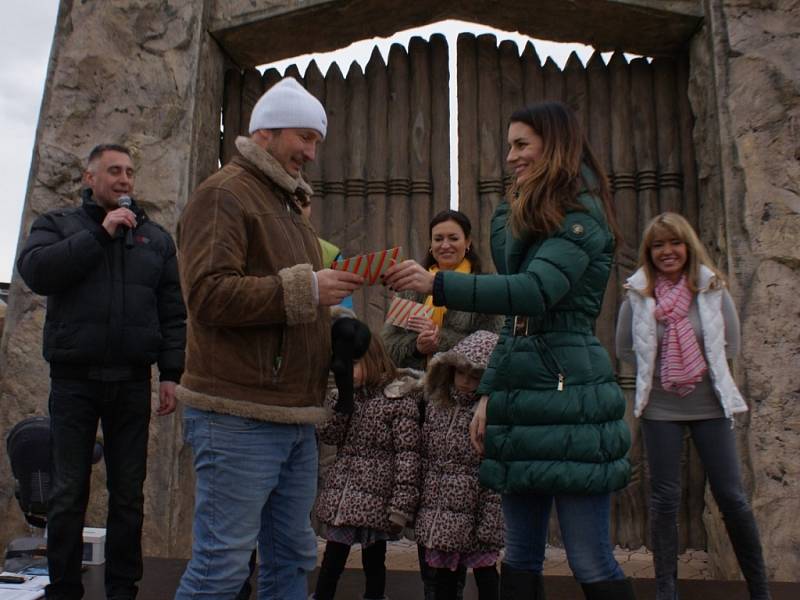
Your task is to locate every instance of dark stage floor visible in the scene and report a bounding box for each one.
[80,558,798,599]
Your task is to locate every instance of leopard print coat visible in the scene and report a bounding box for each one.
[315,372,422,532]
[414,330,504,553]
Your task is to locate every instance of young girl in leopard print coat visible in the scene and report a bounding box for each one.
[313,331,422,600]
[415,330,504,600]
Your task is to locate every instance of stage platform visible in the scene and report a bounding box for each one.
[79,558,798,599]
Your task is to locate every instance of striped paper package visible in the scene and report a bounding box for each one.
[385,295,435,328]
[331,246,403,285]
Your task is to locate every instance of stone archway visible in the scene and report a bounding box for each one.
[1,0,797,581]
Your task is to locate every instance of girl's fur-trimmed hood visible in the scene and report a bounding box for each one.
[424,330,499,406]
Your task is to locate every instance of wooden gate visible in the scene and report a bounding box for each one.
[457,33,704,550]
[220,35,450,330]
[219,32,706,551]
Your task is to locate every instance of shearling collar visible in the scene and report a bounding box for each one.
[235,135,314,197]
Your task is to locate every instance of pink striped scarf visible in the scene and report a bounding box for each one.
[654,274,707,397]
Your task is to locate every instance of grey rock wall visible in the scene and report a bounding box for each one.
[0,0,223,558]
[689,0,800,581]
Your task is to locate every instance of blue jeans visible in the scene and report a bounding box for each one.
[174,407,318,600]
[502,493,625,584]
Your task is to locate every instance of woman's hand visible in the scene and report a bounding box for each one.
[415,325,440,355]
[406,315,435,333]
[383,260,435,295]
[470,395,489,455]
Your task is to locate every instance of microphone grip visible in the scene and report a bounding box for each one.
[124,227,134,248]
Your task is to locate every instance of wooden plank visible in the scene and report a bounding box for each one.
[653,57,682,214]
[608,52,640,256]
[322,63,347,246]
[521,42,544,107]
[408,36,433,263]
[387,44,411,260]
[630,57,659,232]
[499,40,523,197]
[676,52,699,229]
[543,56,564,102]
[457,34,479,248]
[240,68,265,137]
[365,47,390,329]
[586,52,617,363]
[284,63,302,82]
[221,68,242,165]
[429,33,450,216]
[564,52,589,136]
[305,61,326,234]
[345,61,368,315]
[476,34,503,267]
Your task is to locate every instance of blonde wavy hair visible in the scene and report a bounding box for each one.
[637,212,725,297]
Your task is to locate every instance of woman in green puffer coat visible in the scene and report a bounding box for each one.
[384,102,634,600]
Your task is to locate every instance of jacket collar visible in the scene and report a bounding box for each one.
[626,264,720,294]
[235,135,314,197]
[80,188,147,224]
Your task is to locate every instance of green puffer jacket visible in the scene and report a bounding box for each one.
[436,177,631,496]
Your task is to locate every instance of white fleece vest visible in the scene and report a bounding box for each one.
[625,266,748,419]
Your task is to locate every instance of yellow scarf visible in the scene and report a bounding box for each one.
[424,258,472,327]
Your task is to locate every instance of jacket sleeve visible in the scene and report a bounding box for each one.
[380,291,425,369]
[179,186,316,328]
[615,298,636,365]
[156,233,187,382]
[721,289,741,359]
[317,389,350,446]
[17,212,110,296]
[388,393,422,526]
[438,212,608,317]
[476,486,504,548]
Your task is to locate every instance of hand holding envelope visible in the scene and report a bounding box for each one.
[331,246,403,285]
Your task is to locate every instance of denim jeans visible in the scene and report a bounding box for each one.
[46,377,151,600]
[502,492,625,584]
[175,407,318,600]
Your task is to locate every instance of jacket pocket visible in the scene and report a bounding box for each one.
[534,336,567,392]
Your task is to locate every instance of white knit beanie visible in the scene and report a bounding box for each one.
[248,78,327,139]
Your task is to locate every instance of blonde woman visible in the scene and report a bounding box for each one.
[616,212,771,600]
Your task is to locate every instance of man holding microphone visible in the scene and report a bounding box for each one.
[17,143,186,600]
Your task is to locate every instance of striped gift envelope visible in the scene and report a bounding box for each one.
[385,295,435,328]
[331,246,403,285]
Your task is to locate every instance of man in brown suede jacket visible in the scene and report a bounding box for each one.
[174,78,363,600]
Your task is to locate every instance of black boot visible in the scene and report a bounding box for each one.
[499,562,544,599]
[723,508,771,600]
[580,577,636,599]
[650,510,680,600]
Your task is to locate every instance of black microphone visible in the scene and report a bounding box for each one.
[117,195,134,248]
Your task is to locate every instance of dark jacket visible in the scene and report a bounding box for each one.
[434,169,631,496]
[177,136,331,424]
[17,189,186,382]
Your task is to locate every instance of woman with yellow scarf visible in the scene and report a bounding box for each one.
[381,209,503,369]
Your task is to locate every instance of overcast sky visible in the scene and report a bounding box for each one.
[0,5,603,283]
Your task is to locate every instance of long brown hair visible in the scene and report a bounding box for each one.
[508,102,620,245]
[637,212,725,297]
[359,334,399,389]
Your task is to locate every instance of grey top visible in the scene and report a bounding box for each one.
[616,289,740,421]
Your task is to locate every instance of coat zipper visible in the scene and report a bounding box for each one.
[534,336,567,392]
